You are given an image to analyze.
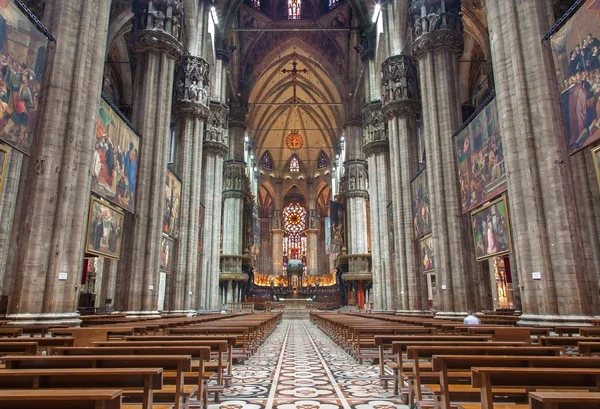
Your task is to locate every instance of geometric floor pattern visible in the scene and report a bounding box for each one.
[207,319,410,409]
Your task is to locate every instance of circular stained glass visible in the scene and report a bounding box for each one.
[286,131,304,150]
[283,203,306,235]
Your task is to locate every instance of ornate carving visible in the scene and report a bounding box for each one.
[223,161,247,193]
[381,54,420,108]
[272,210,283,231]
[363,140,389,158]
[353,29,375,62]
[308,209,319,231]
[203,140,228,157]
[173,55,210,118]
[409,0,464,58]
[344,159,368,194]
[216,40,236,64]
[132,31,184,60]
[133,0,184,41]
[362,102,387,147]
[205,102,229,146]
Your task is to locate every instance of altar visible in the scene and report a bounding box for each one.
[279,298,313,319]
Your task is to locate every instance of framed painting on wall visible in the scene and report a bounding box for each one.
[92,97,140,213]
[549,0,600,154]
[160,234,174,273]
[471,195,513,261]
[420,234,435,273]
[0,0,51,156]
[163,168,181,238]
[85,196,124,260]
[593,145,600,192]
[411,168,431,238]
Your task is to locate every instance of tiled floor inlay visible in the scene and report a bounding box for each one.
[206,319,409,409]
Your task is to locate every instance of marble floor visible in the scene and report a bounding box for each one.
[205,319,410,409]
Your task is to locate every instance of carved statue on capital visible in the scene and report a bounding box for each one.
[345,160,368,194]
[173,55,210,117]
[272,210,283,231]
[362,102,386,145]
[132,0,184,59]
[223,161,246,193]
[381,54,421,119]
[409,0,464,58]
[205,103,229,145]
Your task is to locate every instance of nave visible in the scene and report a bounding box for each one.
[212,319,405,409]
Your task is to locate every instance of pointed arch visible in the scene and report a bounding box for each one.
[317,150,329,169]
[260,150,274,169]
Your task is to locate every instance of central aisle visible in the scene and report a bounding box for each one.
[211,319,409,409]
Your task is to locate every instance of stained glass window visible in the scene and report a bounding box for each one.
[261,151,274,169]
[317,151,329,169]
[284,203,306,236]
[288,0,301,19]
[290,155,300,172]
[329,0,338,9]
[251,0,260,8]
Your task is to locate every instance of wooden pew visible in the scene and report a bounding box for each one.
[50,327,138,347]
[405,346,563,407]
[529,391,600,409]
[470,367,600,409]
[0,389,123,409]
[580,327,600,337]
[0,368,163,409]
[432,355,600,409]
[3,354,195,409]
[0,336,75,354]
[0,328,23,338]
[53,345,212,406]
[0,341,38,356]
[578,341,600,356]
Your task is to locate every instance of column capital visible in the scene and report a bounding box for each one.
[173,55,210,119]
[409,0,464,58]
[362,102,388,155]
[381,54,421,119]
[344,159,369,196]
[364,140,389,157]
[223,160,247,195]
[344,113,363,128]
[132,0,185,60]
[216,40,236,64]
[205,102,229,148]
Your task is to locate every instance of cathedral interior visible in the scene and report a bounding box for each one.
[0,0,594,327]
[1,1,600,409]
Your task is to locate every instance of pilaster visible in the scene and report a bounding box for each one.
[362,102,391,311]
[199,102,228,310]
[116,0,183,316]
[381,53,427,312]
[169,55,210,312]
[409,0,476,313]
[3,1,110,324]
[486,1,600,321]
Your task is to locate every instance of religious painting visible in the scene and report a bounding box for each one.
[550,0,600,154]
[0,143,9,199]
[411,168,431,238]
[329,200,344,252]
[0,1,49,156]
[387,202,395,254]
[85,196,124,260]
[324,216,333,254]
[163,168,181,238]
[420,234,435,273]
[160,234,174,272]
[593,145,600,192]
[471,195,513,261]
[198,203,204,254]
[455,98,506,213]
[92,98,140,213]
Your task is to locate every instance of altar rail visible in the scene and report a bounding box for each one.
[226,303,255,313]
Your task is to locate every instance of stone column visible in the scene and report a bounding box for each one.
[199,101,228,310]
[363,102,391,311]
[169,55,210,313]
[486,1,600,323]
[342,118,372,286]
[305,179,319,276]
[2,1,110,324]
[271,179,284,277]
[381,54,427,312]
[116,1,184,315]
[220,117,248,282]
[409,0,476,313]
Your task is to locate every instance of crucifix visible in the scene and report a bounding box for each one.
[281,56,308,104]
